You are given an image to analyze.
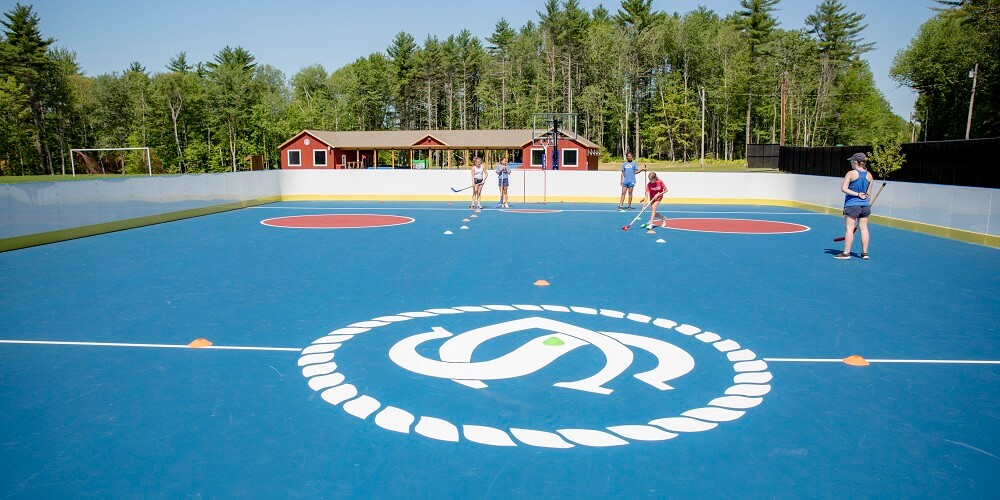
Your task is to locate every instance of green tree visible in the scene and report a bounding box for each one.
[154,54,201,172]
[805,0,874,146]
[46,47,80,174]
[893,1,998,139]
[414,36,443,129]
[0,74,31,174]
[737,0,779,153]
[615,0,661,157]
[387,32,418,129]
[487,18,516,127]
[806,0,874,62]
[869,135,905,179]
[205,46,258,170]
[0,4,58,173]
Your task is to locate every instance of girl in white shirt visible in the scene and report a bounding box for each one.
[470,157,487,209]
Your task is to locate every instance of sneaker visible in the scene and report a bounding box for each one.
[495,202,503,208]
[834,252,851,260]
[504,203,510,208]
[477,205,483,209]
[640,223,648,228]
[617,206,624,212]
[861,252,869,260]
[627,206,634,210]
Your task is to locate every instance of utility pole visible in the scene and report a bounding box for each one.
[700,87,706,170]
[779,72,787,146]
[966,62,978,140]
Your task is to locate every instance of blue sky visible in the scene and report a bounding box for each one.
[3,0,938,118]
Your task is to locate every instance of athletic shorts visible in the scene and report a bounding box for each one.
[622,181,635,188]
[474,178,484,186]
[843,205,871,219]
[498,179,509,187]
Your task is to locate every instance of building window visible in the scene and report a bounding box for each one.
[314,149,327,166]
[530,148,545,167]
[287,149,301,167]
[562,149,578,167]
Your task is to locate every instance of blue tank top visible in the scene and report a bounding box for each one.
[845,170,871,207]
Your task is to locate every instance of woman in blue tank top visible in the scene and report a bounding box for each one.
[835,152,873,260]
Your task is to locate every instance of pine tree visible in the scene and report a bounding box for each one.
[0,4,57,173]
[737,0,779,153]
[387,32,417,128]
[615,0,659,157]
[205,46,258,170]
[805,0,874,62]
[806,0,874,145]
[487,19,516,127]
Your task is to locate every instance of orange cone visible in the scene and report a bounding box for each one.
[843,355,869,366]
[534,279,550,286]
[189,338,213,348]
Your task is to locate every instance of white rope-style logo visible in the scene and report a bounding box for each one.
[298,305,772,449]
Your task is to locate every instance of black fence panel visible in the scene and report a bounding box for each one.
[774,138,999,188]
[747,144,779,169]
[779,145,873,178]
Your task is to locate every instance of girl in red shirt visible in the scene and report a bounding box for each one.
[645,172,668,232]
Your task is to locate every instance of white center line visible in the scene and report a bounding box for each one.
[3,341,996,364]
[249,206,826,215]
[0,339,301,352]
[764,357,1000,365]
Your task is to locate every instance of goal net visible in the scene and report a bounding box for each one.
[70,147,158,176]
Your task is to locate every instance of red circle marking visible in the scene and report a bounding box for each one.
[502,209,562,213]
[261,214,414,229]
[660,218,809,234]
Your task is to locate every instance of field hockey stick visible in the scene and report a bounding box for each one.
[450,185,473,193]
[834,182,886,242]
[622,193,662,231]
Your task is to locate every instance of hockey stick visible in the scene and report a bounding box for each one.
[622,193,663,231]
[450,185,473,193]
[834,182,887,242]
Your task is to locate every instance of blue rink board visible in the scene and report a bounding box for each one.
[1,201,998,497]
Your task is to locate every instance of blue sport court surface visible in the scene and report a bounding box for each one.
[1,202,998,497]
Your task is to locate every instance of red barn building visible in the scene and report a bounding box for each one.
[277,129,600,171]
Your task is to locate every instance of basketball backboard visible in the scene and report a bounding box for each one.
[532,112,577,147]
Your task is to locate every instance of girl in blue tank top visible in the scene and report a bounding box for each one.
[835,152,873,260]
[844,171,871,207]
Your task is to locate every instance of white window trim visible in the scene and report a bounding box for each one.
[530,147,545,167]
[561,148,579,167]
[313,149,327,167]
[287,149,302,167]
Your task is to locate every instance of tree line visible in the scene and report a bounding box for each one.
[891,0,999,141]
[5,0,982,176]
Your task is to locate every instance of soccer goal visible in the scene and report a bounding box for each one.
[70,147,152,176]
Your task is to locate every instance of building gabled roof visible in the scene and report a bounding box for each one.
[279,129,599,150]
[413,134,447,146]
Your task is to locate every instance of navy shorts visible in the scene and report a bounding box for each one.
[498,179,509,187]
[474,178,484,186]
[844,205,871,219]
